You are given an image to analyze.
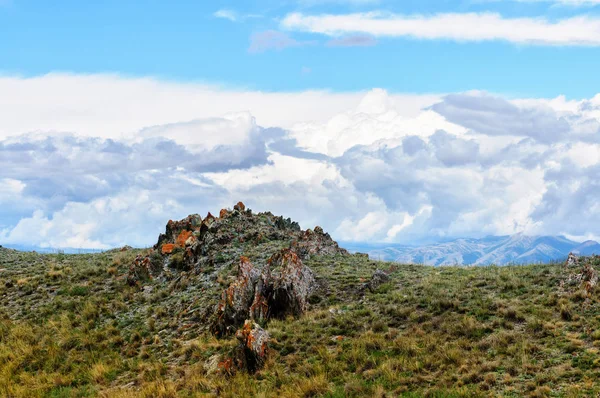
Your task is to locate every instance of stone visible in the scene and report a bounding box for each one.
[234,201,246,212]
[127,254,152,286]
[365,269,391,293]
[234,320,269,373]
[269,249,315,318]
[212,256,262,336]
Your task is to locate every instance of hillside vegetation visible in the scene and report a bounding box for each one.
[0,204,599,397]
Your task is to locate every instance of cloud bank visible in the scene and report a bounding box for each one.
[1,74,600,248]
[281,12,600,46]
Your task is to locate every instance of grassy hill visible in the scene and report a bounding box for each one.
[0,210,599,397]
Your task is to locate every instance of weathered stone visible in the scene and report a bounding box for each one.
[127,254,152,286]
[155,214,202,249]
[212,256,262,336]
[234,201,246,212]
[269,248,315,318]
[365,269,391,292]
[219,208,229,218]
[562,254,599,295]
[566,252,579,267]
[212,248,316,333]
[235,320,269,373]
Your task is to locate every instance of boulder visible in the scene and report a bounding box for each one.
[364,269,391,293]
[127,255,152,286]
[234,201,246,212]
[562,255,599,295]
[269,249,315,318]
[235,320,269,373]
[212,256,262,336]
[212,249,316,334]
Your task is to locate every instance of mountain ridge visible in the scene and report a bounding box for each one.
[344,234,600,266]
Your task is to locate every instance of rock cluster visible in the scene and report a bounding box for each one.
[127,201,347,372]
[562,253,599,295]
[212,249,315,336]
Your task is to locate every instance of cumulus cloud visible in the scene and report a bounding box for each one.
[431,92,600,143]
[2,74,600,248]
[281,11,600,46]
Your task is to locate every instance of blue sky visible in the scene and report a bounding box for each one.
[2,0,600,97]
[1,0,600,249]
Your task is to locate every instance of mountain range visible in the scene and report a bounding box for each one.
[343,234,600,266]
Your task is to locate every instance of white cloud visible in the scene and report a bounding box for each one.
[214,9,238,22]
[281,11,600,46]
[2,74,600,248]
[0,73,423,139]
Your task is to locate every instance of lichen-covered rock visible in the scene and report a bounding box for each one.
[235,320,269,373]
[364,269,391,292]
[212,256,262,336]
[269,248,315,318]
[566,252,579,267]
[155,214,202,250]
[217,320,270,374]
[562,254,599,295]
[212,248,317,334]
[234,201,246,212]
[127,255,152,286]
[126,252,164,286]
[291,226,348,260]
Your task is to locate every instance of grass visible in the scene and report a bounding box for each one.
[0,247,599,397]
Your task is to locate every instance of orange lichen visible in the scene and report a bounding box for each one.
[161,243,176,254]
[176,230,193,247]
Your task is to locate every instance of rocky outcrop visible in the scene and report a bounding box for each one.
[212,249,316,335]
[562,253,599,295]
[212,257,264,336]
[140,203,348,286]
[269,249,315,318]
[292,226,348,260]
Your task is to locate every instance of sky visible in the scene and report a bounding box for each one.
[1,0,600,249]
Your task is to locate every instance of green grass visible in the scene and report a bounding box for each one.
[0,247,599,397]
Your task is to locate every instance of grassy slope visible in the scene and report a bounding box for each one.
[0,248,599,397]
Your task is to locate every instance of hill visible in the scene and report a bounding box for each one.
[0,203,599,397]
[346,234,600,265]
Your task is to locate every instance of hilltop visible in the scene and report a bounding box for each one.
[0,203,599,397]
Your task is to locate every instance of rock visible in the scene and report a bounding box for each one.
[155,214,202,250]
[234,201,246,212]
[364,269,391,293]
[566,252,579,267]
[235,320,269,373]
[219,208,229,218]
[562,255,599,295]
[212,256,262,336]
[269,249,315,318]
[212,248,317,334]
[127,255,152,286]
[291,228,348,260]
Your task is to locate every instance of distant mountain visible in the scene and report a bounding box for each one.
[343,234,600,266]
